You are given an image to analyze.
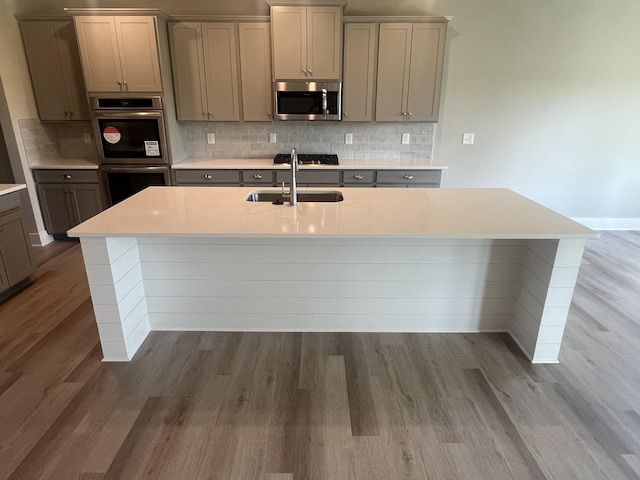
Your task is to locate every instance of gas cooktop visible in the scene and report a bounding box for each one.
[273,153,339,165]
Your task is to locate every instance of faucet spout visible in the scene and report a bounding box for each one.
[289,147,298,206]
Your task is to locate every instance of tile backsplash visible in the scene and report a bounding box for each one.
[18,118,97,164]
[180,122,435,164]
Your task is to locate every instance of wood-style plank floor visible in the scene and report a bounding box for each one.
[1,233,639,479]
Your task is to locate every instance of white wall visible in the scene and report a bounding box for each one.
[4,0,640,229]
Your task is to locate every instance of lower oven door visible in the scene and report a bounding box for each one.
[101,165,171,206]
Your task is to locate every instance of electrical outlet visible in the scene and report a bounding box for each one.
[345,133,353,145]
[462,133,475,145]
[269,133,277,144]
[83,133,92,144]
[207,133,215,144]
[402,133,410,145]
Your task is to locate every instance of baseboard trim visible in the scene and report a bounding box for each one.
[30,230,54,246]
[572,218,640,231]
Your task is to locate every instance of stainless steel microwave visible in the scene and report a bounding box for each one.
[274,82,341,121]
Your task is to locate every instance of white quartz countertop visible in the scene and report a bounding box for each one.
[29,158,99,169]
[0,184,26,196]
[68,186,597,239]
[171,158,447,170]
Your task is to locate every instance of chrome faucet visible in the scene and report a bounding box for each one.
[283,147,298,205]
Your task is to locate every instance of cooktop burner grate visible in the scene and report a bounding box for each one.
[274,153,339,165]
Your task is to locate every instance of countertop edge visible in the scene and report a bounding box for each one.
[0,184,27,196]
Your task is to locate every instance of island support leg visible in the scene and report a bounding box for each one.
[79,237,150,361]
[510,238,586,363]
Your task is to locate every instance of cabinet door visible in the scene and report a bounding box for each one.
[75,16,123,92]
[21,22,69,121]
[239,23,273,121]
[202,23,240,121]
[37,184,75,234]
[114,17,162,92]
[306,6,342,80]
[342,23,377,122]
[69,184,104,223]
[54,22,89,120]
[375,24,412,122]
[0,209,36,286]
[169,22,208,121]
[271,6,307,80]
[406,23,447,122]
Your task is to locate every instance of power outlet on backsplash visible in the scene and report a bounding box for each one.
[83,133,92,144]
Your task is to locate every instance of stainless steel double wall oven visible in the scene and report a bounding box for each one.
[90,96,171,205]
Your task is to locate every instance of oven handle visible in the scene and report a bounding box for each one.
[92,111,164,119]
[101,165,169,173]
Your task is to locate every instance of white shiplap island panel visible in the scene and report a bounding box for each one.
[68,187,598,363]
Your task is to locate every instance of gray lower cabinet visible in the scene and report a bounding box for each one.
[172,167,441,188]
[276,170,341,187]
[343,170,375,187]
[376,170,441,187]
[0,202,36,297]
[33,169,104,235]
[173,169,241,185]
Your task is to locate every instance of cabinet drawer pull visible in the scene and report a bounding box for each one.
[0,227,3,232]
[403,175,413,180]
[203,174,212,179]
[253,174,263,180]
[354,174,363,180]
[63,174,72,180]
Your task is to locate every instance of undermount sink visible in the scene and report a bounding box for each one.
[246,190,344,203]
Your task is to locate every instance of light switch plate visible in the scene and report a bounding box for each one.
[402,133,410,145]
[269,133,277,144]
[207,133,215,144]
[345,133,353,145]
[462,133,475,145]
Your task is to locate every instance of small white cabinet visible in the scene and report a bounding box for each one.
[20,20,89,121]
[169,22,240,121]
[270,5,342,80]
[74,16,162,93]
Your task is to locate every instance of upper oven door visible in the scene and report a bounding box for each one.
[93,111,168,165]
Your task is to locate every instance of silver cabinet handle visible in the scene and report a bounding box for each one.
[203,174,212,179]
[403,175,413,180]
[308,69,312,76]
[402,112,407,117]
[63,174,72,180]
[253,174,263,180]
[354,174,363,180]
[207,112,213,119]
[302,68,307,75]
[407,112,412,118]
[123,80,127,91]
[0,227,4,232]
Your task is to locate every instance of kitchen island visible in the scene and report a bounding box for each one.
[68,187,598,363]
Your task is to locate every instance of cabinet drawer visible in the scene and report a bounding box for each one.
[173,169,240,185]
[276,170,340,185]
[343,170,374,185]
[33,169,99,183]
[242,170,275,185]
[376,170,441,186]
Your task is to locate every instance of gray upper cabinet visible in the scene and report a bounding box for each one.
[74,16,162,93]
[20,21,89,121]
[375,22,447,122]
[342,23,378,122]
[169,22,240,121]
[271,6,342,80]
[238,23,273,122]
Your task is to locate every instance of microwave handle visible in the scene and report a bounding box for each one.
[322,89,328,118]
